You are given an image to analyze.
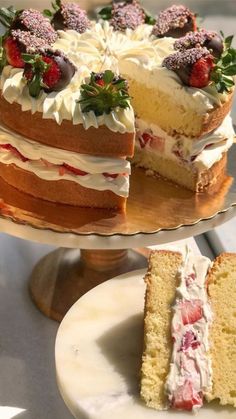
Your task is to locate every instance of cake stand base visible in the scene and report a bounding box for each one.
[29,248,149,322]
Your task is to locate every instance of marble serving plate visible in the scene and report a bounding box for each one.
[55,269,235,419]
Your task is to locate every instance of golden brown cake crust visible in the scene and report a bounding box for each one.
[0,162,126,209]
[201,92,234,136]
[0,96,135,158]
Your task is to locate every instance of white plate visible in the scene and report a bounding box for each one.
[55,269,235,418]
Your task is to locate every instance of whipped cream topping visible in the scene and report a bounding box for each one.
[165,247,212,412]
[0,21,229,131]
[0,124,130,197]
[135,115,235,170]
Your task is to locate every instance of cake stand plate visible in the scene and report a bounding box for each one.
[0,145,236,320]
[0,144,236,249]
[55,269,235,419]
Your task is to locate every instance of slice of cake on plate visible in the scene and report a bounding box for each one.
[141,248,236,411]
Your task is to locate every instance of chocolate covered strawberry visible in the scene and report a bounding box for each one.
[152,5,197,38]
[0,7,57,44]
[163,44,236,92]
[174,29,224,59]
[23,49,76,97]
[163,47,214,88]
[110,0,146,31]
[4,30,49,68]
[46,0,90,33]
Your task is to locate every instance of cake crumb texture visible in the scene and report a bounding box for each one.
[206,253,236,407]
[141,250,182,409]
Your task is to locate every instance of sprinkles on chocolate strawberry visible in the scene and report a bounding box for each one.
[152,5,197,38]
[0,7,57,45]
[23,49,76,97]
[4,30,49,68]
[50,1,90,33]
[163,47,214,88]
[110,0,146,31]
[174,29,224,59]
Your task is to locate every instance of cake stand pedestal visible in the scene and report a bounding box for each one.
[0,146,236,321]
[29,248,148,322]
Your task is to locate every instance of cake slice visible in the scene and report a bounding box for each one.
[205,253,236,407]
[141,249,236,411]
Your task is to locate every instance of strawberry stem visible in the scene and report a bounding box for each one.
[211,34,236,93]
[79,70,131,116]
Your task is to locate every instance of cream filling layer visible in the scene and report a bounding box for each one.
[135,115,235,170]
[0,124,130,197]
[0,22,230,132]
[165,247,212,412]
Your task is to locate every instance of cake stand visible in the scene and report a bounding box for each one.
[0,145,236,321]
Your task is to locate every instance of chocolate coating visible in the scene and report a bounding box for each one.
[46,54,76,92]
[205,34,224,59]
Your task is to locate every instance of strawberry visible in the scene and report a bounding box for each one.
[179,330,200,352]
[23,50,76,97]
[0,7,57,45]
[172,380,203,411]
[189,56,214,88]
[185,272,196,287]
[174,29,224,59]
[49,1,90,33]
[103,173,119,179]
[152,5,196,39]
[180,299,203,325]
[139,133,152,149]
[3,31,49,69]
[63,163,88,176]
[4,36,24,68]
[0,143,29,162]
[163,47,214,89]
[110,0,146,32]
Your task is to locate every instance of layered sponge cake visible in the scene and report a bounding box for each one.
[0,1,235,208]
[141,249,236,411]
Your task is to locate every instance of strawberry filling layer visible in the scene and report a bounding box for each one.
[0,144,122,180]
[165,249,212,412]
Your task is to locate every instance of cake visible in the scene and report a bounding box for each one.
[141,248,236,411]
[0,1,235,208]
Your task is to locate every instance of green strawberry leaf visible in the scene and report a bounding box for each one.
[78,70,131,116]
[144,12,156,25]
[43,9,53,18]
[98,6,112,20]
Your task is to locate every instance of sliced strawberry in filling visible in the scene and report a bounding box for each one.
[138,132,152,148]
[172,380,203,411]
[103,173,119,179]
[180,299,203,325]
[0,144,29,162]
[179,330,200,352]
[62,163,88,176]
